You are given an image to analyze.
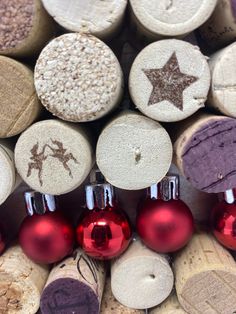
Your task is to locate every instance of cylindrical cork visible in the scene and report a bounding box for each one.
[150,292,187,314]
[173,232,236,314]
[14,119,94,195]
[129,0,217,41]
[40,248,106,314]
[199,0,236,50]
[96,111,173,190]
[129,39,210,122]
[0,0,55,57]
[0,245,49,314]
[41,0,127,40]
[0,56,41,138]
[34,33,123,123]
[208,42,236,118]
[111,239,174,309]
[173,113,236,193]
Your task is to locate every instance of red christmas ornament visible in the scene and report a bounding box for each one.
[76,170,132,260]
[211,189,236,250]
[19,191,74,264]
[0,228,5,255]
[136,175,194,253]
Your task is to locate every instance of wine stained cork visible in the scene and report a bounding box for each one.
[96,111,173,190]
[101,278,143,314]
[129,0,217,41]
[41,0,127,40]
[111,239,174,309]
[150,292,187,314]
[40,249,106,314]
[199,0,236,50]
[0,56,41,138]
[34,33,123,123]
[174,113,236,193]
[173,233,236,314]
[0,245,49,314]
[14,119,94,195]
[208,42,236,118]
[0,0,55,57]
[129,39,210,122]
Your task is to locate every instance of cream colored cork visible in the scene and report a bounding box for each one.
[34,33,123,123]
[208,42,236,118]
[129,39,210,122]
[96,111,173,190]
[14,119,94,195]
[173,233,236,314]
[0,245,49,314]
[150,292,187,314]
[111,239,174,309]
[41,0,127,40]
[0,56,41,138]
[129,0,217,40]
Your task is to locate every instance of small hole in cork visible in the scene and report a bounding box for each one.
[134,147,141,164]
[149,274,155,279]
[218,173,223,179]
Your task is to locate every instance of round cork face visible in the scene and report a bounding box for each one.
[0,0,34,52]
[14,120,93,195]
[34,33,123,122]
[130,0,217,37]
[0,56,40,138]
[0,145,15,205]
[129,39,210,122]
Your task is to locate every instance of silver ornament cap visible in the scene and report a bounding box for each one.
[24,191,57,216]
[223,189,236,204]
[148,175,179,201]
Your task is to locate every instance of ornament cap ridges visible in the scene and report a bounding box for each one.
[24,191,57,216]
[148,175,179,201]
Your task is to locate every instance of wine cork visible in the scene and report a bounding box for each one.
[173,233,236,314]
[0,245,49,314]
[208,42,236,118]
[96,111,173,190]
[150,292,187,314]
[0,0,55,57]
[34,33,123,123]
[111,239,174,309]
[101,278,143,314]
[14,119,94,195]
[0,56,41,138]
[41,0,127,40]
[129,39,210,122]
[174,113,236,193]
[199,0,236,50]
[129,0,217,41]
[40,249,106,314]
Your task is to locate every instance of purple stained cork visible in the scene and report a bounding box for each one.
[181,117,236,193]
[232,0,236,18]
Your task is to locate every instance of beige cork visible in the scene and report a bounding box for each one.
[129,0,217,41]
[208,42,236,118]
[41,0,127,40]
[0,56,41,138]
[96,111,173,190]
[173,232,236,314]
[111,239,174,309]
[14,119,94,195]
[150,292,187,314]
[0,0,55,57]
[129,39,210,122]
[34,33,123,123]
[0,245,49,314]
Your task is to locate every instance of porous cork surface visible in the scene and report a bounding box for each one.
[35,33,123,122]
[0,0,34,51]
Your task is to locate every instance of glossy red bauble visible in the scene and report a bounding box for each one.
[136,199,194,253]
[211,201,236,250]
[76,206,132,260]
[19,211,74,264]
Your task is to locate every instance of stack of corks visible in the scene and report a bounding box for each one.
[1,0,236,314]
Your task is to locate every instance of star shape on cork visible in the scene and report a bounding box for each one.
[142,52,198,111]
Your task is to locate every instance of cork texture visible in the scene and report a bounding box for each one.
[150,293,187,314]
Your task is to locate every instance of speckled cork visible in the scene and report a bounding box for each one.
[14,119,94,195]
[0,56,41,138]
[96,111,173,190]
[129,39,210,122]
[40,249,106,314]
[41,0,127,40]
[34,33,123,123]
[150,292,187,314]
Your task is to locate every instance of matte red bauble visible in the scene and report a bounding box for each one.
[211,189,236,250]
[136,176,194,253]
[19,192,74,264]
[76,170,132,260]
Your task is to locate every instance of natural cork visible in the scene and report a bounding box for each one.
[150,292,187,314]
